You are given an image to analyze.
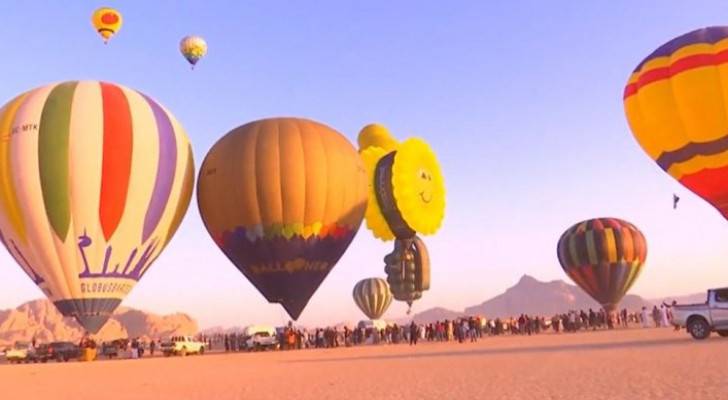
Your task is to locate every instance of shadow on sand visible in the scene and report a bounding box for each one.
[284,336,711,364]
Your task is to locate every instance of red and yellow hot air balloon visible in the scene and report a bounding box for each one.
[91,7,123,44]
[624,26,728,218]
[197,117,368,320]
[556,218,647,313]
[0,80,195,333]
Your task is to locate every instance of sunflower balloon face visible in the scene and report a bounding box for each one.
[91,7,122,44]
[361,137,445,241]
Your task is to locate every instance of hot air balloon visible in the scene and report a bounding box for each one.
[353,278,393,320]
[624,26,728,220]
[556,218,647,314]
[357,125,443,311]
[197,117,368,320]
[91,7,123,44]
[0,80,195,333]
[179,36,208,69]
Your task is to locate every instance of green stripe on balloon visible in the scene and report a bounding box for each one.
[39,81,77,240]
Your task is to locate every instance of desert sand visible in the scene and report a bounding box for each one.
[1,328,725,400]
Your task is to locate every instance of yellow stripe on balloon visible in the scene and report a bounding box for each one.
[630,80,689,155]
[0,93,29,242]
[603,228,618,263]
[668,151,728,179]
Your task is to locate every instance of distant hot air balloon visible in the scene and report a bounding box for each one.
[624,26,728,220]
[673,194,680,209]
[556,218,647,314]
[353,278,393,320]
[197,117,368,320]
[91,7,123,44]
[179,35,208,69]
[0,80,195,333]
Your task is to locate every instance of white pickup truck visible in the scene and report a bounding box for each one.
[671,287,728,340]
[161,336,206,356]
[243,325,279,351]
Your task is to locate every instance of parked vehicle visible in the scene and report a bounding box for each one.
[243,325,279,351]
[160,336,205,356]
[34,342,81,362]
[101,341,120,359]
[5,341,35,364]
[671,287,728,340]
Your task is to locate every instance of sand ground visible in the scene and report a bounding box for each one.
[1,328,726,400]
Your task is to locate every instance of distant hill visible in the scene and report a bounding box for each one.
[0,300,198,346]
[406,275,653,324]
[650,292,707,305]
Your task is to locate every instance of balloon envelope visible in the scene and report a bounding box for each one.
[624,26,728,219]
[556,218,646,312]
[179,35,208,67]
[0,80,195,332]
[91,7,123,43]
[197,117,368,320]
[353,278,392,320]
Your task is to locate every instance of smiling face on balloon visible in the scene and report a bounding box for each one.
[392,138,445,235]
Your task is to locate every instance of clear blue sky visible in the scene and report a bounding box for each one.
[1,1,728,328]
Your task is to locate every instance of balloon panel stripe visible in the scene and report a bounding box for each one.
[164,145,194,246]
[140,94,178,242]
[99,82,133,241]
[0,93,29,242]
[39,82,77,240]
[631,26,728,73]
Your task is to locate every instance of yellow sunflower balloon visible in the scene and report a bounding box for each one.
[361,146,396,240]
[360,136,445,240]
[358,123,399,153]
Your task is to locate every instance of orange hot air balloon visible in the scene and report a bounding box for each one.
[624,26,728,219]
[197,118,368,320]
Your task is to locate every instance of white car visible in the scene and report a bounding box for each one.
[5,341,35,364]
[243,326,278,351]
[671,287,728,340]
[160,336,206,356]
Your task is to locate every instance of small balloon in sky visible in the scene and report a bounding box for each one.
[180,35,208,69]
[91,7,123,44]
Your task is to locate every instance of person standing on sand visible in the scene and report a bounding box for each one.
[660,305,670,327]
[409,322,418,346]
[641,307,650,328]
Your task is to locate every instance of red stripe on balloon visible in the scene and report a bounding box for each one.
[99,82,133,241]
[624,50,728,99]
[681,165,728,220]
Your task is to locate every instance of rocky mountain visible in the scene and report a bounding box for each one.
[406,275,653,324]
[650,292,707,305]
[0,300,198,346]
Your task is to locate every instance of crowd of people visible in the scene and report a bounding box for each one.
[11,304,680,363]
[198,304,680,354]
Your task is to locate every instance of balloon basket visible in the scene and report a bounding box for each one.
[79,348,97,362]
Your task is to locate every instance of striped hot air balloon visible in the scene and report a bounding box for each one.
[624,26,728,220]
[353,278,392,320]
[0,80,195,333]
[197,117,368,320]
[556,218,647,313]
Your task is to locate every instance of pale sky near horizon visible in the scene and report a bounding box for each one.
[1,1,728,328]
